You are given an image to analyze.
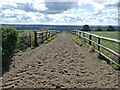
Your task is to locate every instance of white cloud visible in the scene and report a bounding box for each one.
[0,0,119,25]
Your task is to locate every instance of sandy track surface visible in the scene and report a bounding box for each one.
[2,33,119,89]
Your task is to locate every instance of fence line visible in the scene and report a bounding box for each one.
[70,30,120,67]
[34,30,60,47]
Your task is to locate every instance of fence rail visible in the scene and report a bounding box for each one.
[34,30,59,47]
[70,30,120,68]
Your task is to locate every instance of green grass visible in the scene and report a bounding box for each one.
[68,32,120,70]
[44,34,60,44]
[19,30,60,46]
[67,33,86,47]
[90,31,120,39]
[19,30,34,36]
[89,32,119,68]
[89,31,119,53]
[91,31,120,52]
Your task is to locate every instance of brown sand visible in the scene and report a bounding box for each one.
[2,33,119,89]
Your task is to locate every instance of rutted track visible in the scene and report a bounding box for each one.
[2,33,119,88]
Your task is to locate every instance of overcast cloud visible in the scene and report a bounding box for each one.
[0,0,119,25]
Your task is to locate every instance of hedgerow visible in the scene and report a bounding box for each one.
[2,27,19,73]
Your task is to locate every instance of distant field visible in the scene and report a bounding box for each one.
[89,31,119,52]
[90,31,119,40]
[87,31,119,66]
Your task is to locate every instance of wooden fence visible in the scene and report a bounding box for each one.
[34,30,59,47]
[70,30,120,68]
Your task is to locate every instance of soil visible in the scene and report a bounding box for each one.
[2,33,119,89]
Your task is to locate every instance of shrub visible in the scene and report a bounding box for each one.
[82,25,91,31]
[17,34,31,51]
[2,27,19,72]
[96,27,102,31]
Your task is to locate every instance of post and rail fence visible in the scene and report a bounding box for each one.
[70,30,120,68]
[34,30,60,47]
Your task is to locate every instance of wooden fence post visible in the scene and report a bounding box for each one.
[83,32,86,42]
[49,31,51,37]
[48,31,49,37]
[50,31,51,37]
[53,31,54,35]
[89,34,92,45]
[74,31,75,35]
[79,32,81,38]
[46,32,47,40]
[77,31,79,37]
[41,33,44,44]
[50,31,52,36]
[98,37,100,51]
[34,31,38,47]
[75,31,77,35]
[29,33,32,47]
[52,31,54,36]
[119,58,120,70]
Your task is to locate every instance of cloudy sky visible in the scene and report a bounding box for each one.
[0,0,119,25]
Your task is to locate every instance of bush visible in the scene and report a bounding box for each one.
[2,27,19,72]
[17,34,31,51]
[82,25,91,31]
[96,27,102,31]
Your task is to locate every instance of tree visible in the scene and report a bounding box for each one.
[96,27,102,31]
[82,25,91,31]
[106,25,115,31]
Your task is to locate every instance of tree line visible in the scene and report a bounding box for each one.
[81,25,115,31]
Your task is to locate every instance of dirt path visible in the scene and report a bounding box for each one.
[2,33,119,89]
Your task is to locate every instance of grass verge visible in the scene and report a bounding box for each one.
[68,33,119,70]
[44,34,60,44]
[67,33,86,47]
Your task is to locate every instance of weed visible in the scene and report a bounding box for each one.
[89,46,95,52]
[111,63,119,70]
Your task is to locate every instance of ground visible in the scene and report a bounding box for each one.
[2,33,119,89]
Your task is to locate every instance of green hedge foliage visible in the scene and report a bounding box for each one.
[2,27,19,72]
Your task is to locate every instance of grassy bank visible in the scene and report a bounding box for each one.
[44,33,60,44]
[68,32,119,70]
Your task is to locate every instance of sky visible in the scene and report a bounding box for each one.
[0,0,119,25]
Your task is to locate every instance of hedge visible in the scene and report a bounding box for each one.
[2,27,19,73]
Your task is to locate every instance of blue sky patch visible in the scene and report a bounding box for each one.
[80,3,94,13]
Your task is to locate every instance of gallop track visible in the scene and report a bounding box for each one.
[2,33,119,89]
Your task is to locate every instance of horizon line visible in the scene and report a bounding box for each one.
[0,23,118,26]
